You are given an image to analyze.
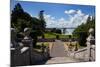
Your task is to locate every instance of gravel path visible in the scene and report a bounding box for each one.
[50,40,67,57]
[46,40,81,64]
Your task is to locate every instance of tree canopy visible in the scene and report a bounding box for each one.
[11,3,46,47]
[72,16,95,46]
[11,3,46,34]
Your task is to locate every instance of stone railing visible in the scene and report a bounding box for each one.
[11,28,50,66]
[72,45,95,61]
[11,28,33,66]
[70,28,95,61]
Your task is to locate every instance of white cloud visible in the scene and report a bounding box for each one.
[44,9,89,34]
[65,9,76,14]
[66,10,89,27]
[44,15,69,28]
[67,10,89,27]
[36,10,87,27]
[44,14,58,28]
[76,10,85,17]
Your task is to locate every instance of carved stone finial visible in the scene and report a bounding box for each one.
[24,28,30,37]
[89,28,94,34]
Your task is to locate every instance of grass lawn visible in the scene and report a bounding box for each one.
[41,32,77,38]
[44,32,56,38]
[44,32,69,38]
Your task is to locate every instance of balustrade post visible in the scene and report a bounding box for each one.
[22,28,33,65]
[86,28,94,61]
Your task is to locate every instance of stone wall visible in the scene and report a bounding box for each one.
[11,47,50,66]
[11,47,30,66]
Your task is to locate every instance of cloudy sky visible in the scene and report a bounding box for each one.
[11,0,95,34]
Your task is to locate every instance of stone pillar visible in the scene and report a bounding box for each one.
[11,28,21,54]
[62,28,66,34]
[22,28,33,64]
[22,28,33,47]
[11,28,17,48]
[61,29,63,34]
[86,28,95,61]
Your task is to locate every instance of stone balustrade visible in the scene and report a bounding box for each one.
[69,28,95,61]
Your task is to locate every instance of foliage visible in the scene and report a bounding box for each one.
[73,16,95,46]
[11,3,46,47]
[50,28,62,34]
[11,3,31,32]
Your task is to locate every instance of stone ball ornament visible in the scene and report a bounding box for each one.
[24,28,31,36]
[89,28,94,34]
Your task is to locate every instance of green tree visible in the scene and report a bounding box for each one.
[73,16,95,46]
[30,11,46,47]
[11,3,31,32]
[11,3,46,47]
[38,10,46,34]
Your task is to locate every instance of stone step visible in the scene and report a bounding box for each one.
[46,57,81,64]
